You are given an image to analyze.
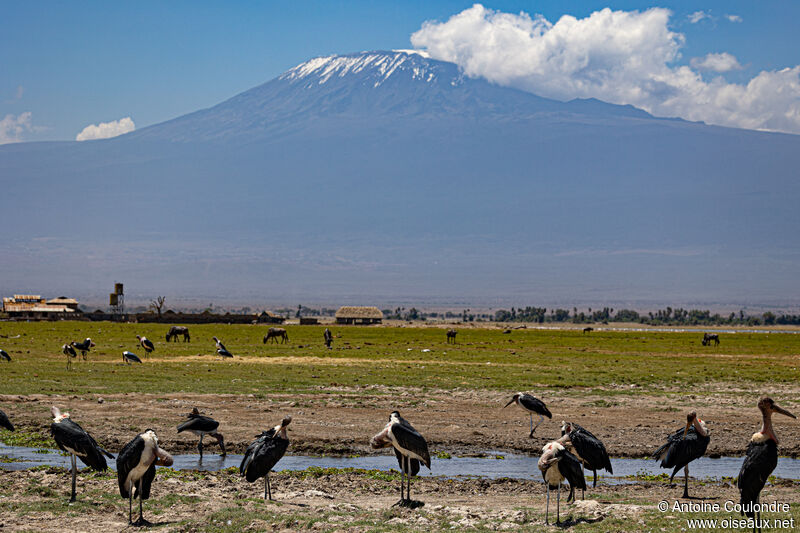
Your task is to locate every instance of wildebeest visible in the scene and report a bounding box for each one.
[701,333,720,346]
[166,326,190,343]
[263,328,289,344]
[583,327,594,334]
[446,329,457,344]
[323,328,333,349]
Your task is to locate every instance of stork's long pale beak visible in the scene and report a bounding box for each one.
[773,404,797,419]
[154,446,174,467]
[503,398,515,408]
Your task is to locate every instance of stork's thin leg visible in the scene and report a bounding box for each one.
[129,488,133,524]
[264,474,267,500]
[529,414,533,437]
[556,482,561,524]
[70,454,77,502]
[545,483,550,525]
[198,435,204,459]
[530,414,544,437]
[683,465,690,498]
[756,495,761,533]
[582,462,586,499]
[267,473,272,500]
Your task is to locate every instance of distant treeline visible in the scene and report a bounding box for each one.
[491,306,800,326]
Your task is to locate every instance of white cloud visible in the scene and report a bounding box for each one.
[688,10,711,24]
[690,52,742,72]
[76,116,135,141]
[0,112,34,144]
[725,14,742,23]
[411,4,800,134]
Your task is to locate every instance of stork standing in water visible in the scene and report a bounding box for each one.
[0,349,10,362]
[117,429,173,526]
[560,421,613,495]
[240,416,292,500]
[136,335,155,357]
[738,397,796,533]
[71,338,95,359]
[177,407,226,459]
[370,411,431,508]
[0,409,14,431]
[50,406,113,502]
[538,440,586,525]
[123,351,143,364]
[504,392,552,437]
[63,344,78,369]
[212,336,233,358]
[653,412,710,499]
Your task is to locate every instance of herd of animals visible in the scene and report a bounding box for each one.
[0,327,793,531]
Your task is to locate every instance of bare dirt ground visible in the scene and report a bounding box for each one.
[3,386,799,458]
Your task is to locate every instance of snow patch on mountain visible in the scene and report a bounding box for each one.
[280,51,441,87]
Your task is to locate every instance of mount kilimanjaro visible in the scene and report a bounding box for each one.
[2,50,799,307]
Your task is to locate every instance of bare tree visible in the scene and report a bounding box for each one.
[150,296,166,318]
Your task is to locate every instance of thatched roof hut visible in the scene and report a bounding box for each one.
[335,306,383,325]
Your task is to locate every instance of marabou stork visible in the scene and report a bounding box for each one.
[538,440,587,525]
[504,392,552,437]
[71,338,95,359]
[63,344,78,369]
[0,409,14,431]
[653,412,710,499]
[560,421,613,494]
[738,397,796,533]
[177,407,226,458]
[136,335,155,357]
[240,415,292,500]
[49,406,113,502]
[123,351,143,364]
[212,336,233,358]
[370,411,431,508]
[117,429,173,526]
[0,349,10,362]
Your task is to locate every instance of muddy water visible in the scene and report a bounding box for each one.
[3,443,800,481]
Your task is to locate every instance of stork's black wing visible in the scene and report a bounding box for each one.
[520,395,551,418]
[0,350,10,361]
[143,339,155,351]
[240,428,288,483]
[570,428,613,474]
[392,420,431,469]
[737,440,777,518]
[117,435,145,498]
[177,415,219,433]
[654,426,709,478]
[558,448,587,491]
[0,409,13,431]
[51,419,111,470]
[217,348,233,358]
[394,448,421,477]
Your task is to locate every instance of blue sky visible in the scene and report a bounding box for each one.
[2,1,799,141]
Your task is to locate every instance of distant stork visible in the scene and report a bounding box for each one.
[213,336,233,358]
[504,392,552,437]
[370,411,431,508]
[0,409,14,431]
[50,406,113,502]
[538,440,587,525]
[0,349,10,362]
[738,397,796,533]
[240,415,292,500]
[117,429,173,526]
[653,412,710,498]
[63,344,78,369]
[136,335,155,357]
[560,421,613,493]
[177,407,226,458]
[123,351,143,364]
[71,338,95,359]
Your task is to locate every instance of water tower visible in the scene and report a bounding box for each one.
[109,282,124,319]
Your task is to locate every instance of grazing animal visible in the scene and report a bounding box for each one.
[446,329,457,344]
[504,392,552,437]
[166,326,190,342]
[538,441,587,524]
[212,337,233,358]
[702,333,720,346]
[71,338,95,359]
[583,327,594,333]
[123,351,143,364]
[0,409,14,431]
[323,328,333,349]
[738,398,796,533]
[50,406,113,502]
[240,416,292,500]
[371,411,431,508]
[117,429,173,526]
[177,407,226,458]
[0,349,10,362]
[63,344,78,369]
[560,421,613,493]
[136,335,155,357]
[653,412,710,498]
[263,327,289,344]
